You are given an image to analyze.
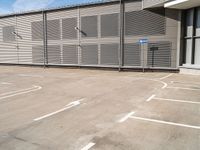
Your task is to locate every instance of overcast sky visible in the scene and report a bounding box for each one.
[0,0,102,14]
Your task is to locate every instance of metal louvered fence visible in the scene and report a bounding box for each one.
[0,1,175,70]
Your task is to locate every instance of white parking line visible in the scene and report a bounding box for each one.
[1,82,12,85]
[34,99,84,121]
[118,112,135,123]
[81,142,95,150]
[0,85,42,100]
[146,94,156,102]
[159,73,173,80]
[129,116,200,130]
[167,87,200,91]
[18,74,44,78]
[154,97,200,104]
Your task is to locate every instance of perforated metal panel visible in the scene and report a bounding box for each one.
[100,44,119,65]
[47,19,60,40]
[62,18,77,39]
[101,13,119,37]
[147,41,171,67]
[31,21,43,41]
[125,8,165,36]
[47,45,61,64]
[81,45,98,65]
[81,16,97,38]
[124,43,141,66]
[3,26,15,42]
[63,45,78,64]
[32,45,44,64]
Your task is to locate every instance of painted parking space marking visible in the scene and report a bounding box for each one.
[118,112,135,123]
[159,73,173,80]
[119,112,200,129]
[1,82,12,85]
[154,97,200,104]
[34,99,84,121]
[0,85,42,100]
[167,87,200,91]
[18,74,44,78]
[129,116,200,130]
[81,142,95,150]
[146,94,156,102]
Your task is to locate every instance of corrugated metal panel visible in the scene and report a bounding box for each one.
[143,0,165,9]
[17,14,43,64]
[81,16,98,38]
[0,17,18,64]
[62,44,78,64]
[81,44,98,65]
[62,18,77,39]
[147,41,171,67]
[47,19,60,40]
[32,45,44,64]
[101,13,119,37]
[125,8,165,36]
[47,45,61,64]
[124,43,141,66]
[2,26,16,42]
[100,43,119,65]
[31,21,43,41]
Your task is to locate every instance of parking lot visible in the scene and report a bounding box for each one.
[0,66,199,150]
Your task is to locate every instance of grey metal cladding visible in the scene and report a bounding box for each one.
[100,44,119,65]
[81,16,98,38]
[62,18,77,39]
[47,19,60,40]
[125,8,165,36]
[31,21,43,41]
[3,26,15,42]
[101,13,119,37]
[147,41,171,67]
[47,45,61,64]
[63,45,78,64]
[32,45,44,64]
[143,0,165,8]
[81,45,98,65]
[124,43,141,66]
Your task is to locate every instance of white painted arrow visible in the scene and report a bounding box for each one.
[34,99,84,121]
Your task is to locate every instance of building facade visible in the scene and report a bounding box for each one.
[0,0,199,73]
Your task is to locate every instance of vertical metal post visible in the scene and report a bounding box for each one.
[119,0,124,72]
[142,44,145,73]
[43,11,48,68]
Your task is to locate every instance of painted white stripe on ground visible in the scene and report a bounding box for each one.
[118,112,135,123]
[146,94,156,102]
[160,73,173,80]
[130,116,200,129]
[1,82,12,85]
[154,97,200,104]
[18,74,44,78]
[81,142,95,150]
[0,85,42,100]
[34,99,84,121]
[167,87,200,91]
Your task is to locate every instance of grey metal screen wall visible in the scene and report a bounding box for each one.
[47,19,60,40]
[81,16,98,38]
[3,26,16,42]
[124,43,141,66]
[125,8,165,36]
[63,45,78,64]
[31,21,43,41]
[32,45,44,64]
[100,44,119,65]
[101,13,119,37]
[62,18,77,39]
[147,42,171,67]
[47,45,61,64]
[81,45,98,65]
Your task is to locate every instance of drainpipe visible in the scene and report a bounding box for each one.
[119,0,124,72]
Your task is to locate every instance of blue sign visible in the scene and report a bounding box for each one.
[139,39,148,44]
